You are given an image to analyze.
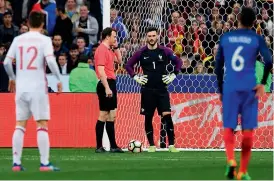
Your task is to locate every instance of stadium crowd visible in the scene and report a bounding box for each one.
[0,0,273,92]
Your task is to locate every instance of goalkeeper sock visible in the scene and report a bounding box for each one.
[162,114,175,145]
[37,127,50,165]
[145,114,155,146]
[224,128,235,162]
[106,121,118,148]
[12,126,25,165]
[239,131,253,173]
[95,120,105,149]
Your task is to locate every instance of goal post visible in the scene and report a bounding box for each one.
[105,0,273,151]
[102,0,111,151]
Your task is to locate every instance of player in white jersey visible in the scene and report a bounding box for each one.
[3,11,62,172]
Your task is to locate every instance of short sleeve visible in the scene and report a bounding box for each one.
[95,47,107,66]
[43,37,55,58]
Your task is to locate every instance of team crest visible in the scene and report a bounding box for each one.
[158,54,163,61]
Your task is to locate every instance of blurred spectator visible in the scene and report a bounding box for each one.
[58,53,68,74]
[88,43,99,70]
[19,23,29,34]
[0,43,5,61]
[110,8,128,44]
[76,36,90,56]
[244,0,258,14]
[0,0,6,25]
[73,5,99,46]
[53,6,73,46]
[261,8,273,36]
[223,21,233,32]
[181,55,194,74]
[167,11,184,56]
[232,3,241,16]
[0,43,15,92]
[194,62,206,74]
[265,35,273,50]
[65,0,80,23]
[32,0,57,36]
[69,54,98,92]
[0,9,19,45]
[254,14,269,36]
[67,43,79,73]
[203,43,218,74]
[52,34,69,57]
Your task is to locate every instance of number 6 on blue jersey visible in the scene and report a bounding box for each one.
[231,46,244,72]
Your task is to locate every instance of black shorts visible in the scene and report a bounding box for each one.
[140,88,171,116]
[96,79,117,111]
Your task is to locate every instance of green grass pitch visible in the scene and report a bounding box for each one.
[0,148,272,180]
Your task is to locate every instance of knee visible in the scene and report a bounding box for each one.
[36,120,48,128]
[108,114,116,122]
[16,121,27,128]
[107,110,116,122]
[99,112,109,122]
[242,130,253,148]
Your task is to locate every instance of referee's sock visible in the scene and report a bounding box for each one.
[106,121,118,148]
[95,120,105,149]
[162,114,175,145]
[145,114,155,146]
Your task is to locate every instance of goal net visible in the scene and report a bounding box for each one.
[108,0,274,151]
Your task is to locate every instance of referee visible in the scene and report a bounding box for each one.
[126,27,182,152]
[94,27,123,153]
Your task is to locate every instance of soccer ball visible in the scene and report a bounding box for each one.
[128,140,143,153]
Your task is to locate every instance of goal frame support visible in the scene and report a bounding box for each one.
[102,0,111,151]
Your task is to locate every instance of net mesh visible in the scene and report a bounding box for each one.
[111,0,273,150]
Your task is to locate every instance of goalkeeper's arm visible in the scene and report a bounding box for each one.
[125,50,141,77]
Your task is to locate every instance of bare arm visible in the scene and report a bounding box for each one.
[114,48,122,64]
[3,56,16,80]
[3,38,16,80]
[46,55,61,82]
[97,65,110,90]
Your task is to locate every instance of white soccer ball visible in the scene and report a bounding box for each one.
[128,140,143,153]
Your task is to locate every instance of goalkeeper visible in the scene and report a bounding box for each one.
[126,27,182,152]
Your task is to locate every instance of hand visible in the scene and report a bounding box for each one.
[162,73,176,84]
[75,28,83,33]
[57,82,63,94]
[8,80,15,93]
[253,84,265,98]
[105,88,113,97]
[133,75,148,85]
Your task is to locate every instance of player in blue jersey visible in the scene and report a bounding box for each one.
[215,7,272,180]
[126,27,182,152]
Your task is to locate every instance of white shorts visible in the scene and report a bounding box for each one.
[15,92,50,121]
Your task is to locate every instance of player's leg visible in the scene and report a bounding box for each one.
[95,81,110,153]
[104,80,123,153]
[158,90,179,152]
[222,91,240,179]
[31,93,59,171]
[237,91,258,180]
[95,111,109,153]
[12,93,31,171]
[107,109,123,153]
[141,88,157,152]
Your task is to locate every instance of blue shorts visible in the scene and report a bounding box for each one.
[222,90,258,130]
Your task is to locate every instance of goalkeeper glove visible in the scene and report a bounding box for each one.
[162,73,176,84]
[133,75,148,85]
